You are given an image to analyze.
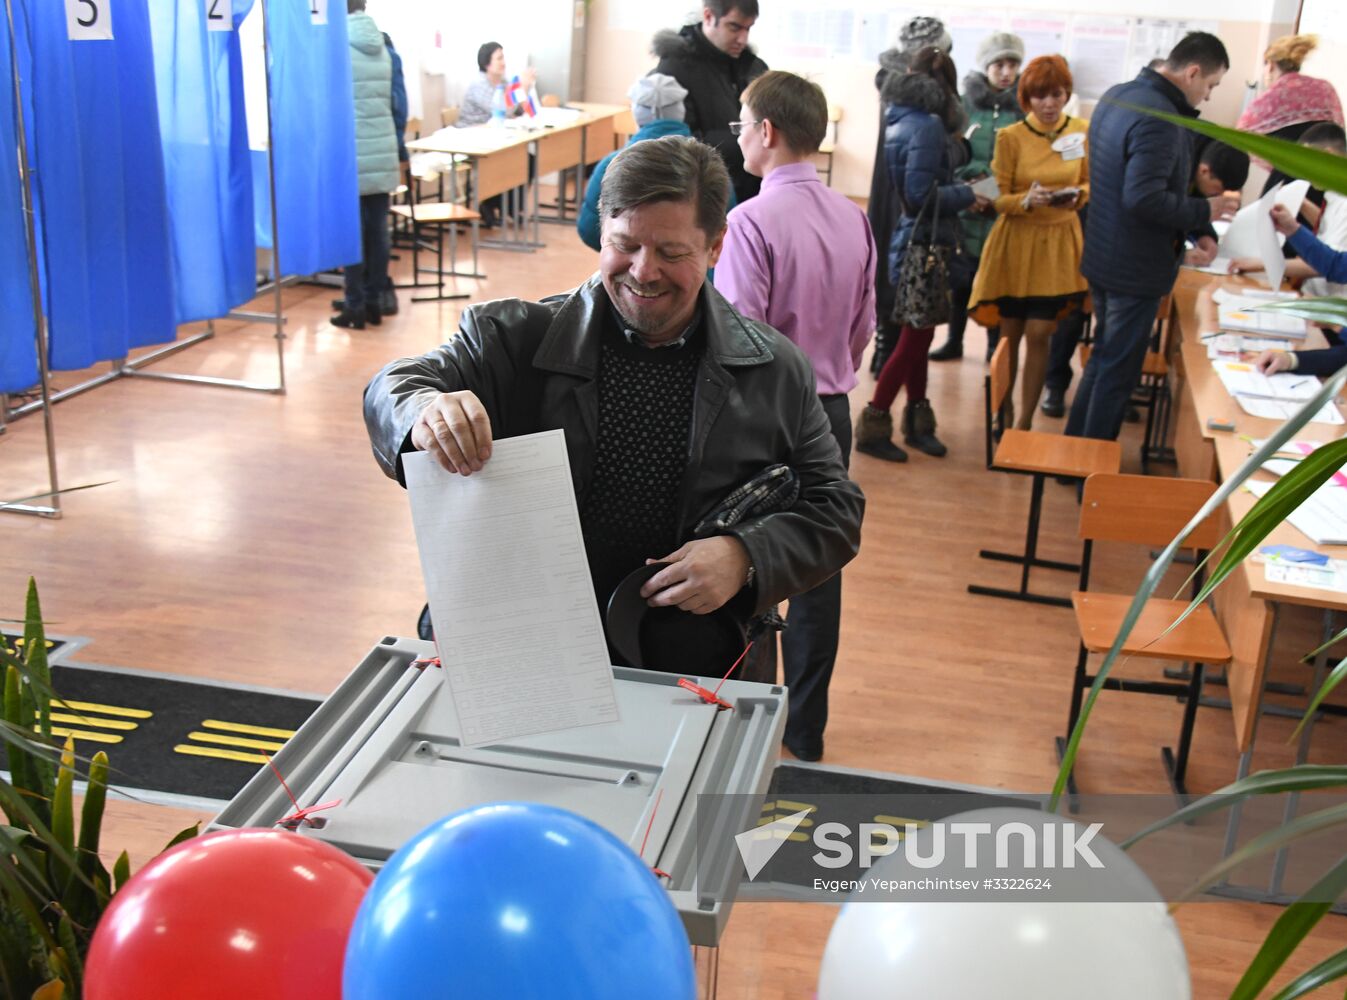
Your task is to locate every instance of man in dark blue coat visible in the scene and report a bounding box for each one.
[1067,33,1242,442]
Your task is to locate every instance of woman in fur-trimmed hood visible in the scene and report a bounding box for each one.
[855,47,981,465]
[866,16,964,375]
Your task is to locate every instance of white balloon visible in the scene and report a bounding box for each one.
[817,808,1190,1000]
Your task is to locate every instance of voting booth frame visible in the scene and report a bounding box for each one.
[2,0,287,521]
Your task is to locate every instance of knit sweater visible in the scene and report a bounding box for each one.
[580,318,702,607]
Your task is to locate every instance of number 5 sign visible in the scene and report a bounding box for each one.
[65,0,113,39]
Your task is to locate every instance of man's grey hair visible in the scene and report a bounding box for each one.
[598,136,730,242]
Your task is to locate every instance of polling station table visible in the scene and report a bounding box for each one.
[406,103,625,263]
[1169,269,1347,904]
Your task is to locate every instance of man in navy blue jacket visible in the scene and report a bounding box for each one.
[1067,33,1241,442]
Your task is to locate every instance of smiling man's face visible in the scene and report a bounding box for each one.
[599,199,723,346]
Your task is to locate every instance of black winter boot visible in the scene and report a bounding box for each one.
[855,405,908,463]
[902,399,947,457]
[870,325,900,376]
[929,335,963,361]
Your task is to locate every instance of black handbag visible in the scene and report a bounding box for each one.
[891,185,953,329]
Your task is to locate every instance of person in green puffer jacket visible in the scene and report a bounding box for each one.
[929,32,1025,363]
[333,0,400,331]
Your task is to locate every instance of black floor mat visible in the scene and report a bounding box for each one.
[0,662,321,804]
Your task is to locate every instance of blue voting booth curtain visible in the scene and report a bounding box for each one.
[147,0,256,325]
[0,9,37,393]
[249,0,360,276]
[19,0,178,372]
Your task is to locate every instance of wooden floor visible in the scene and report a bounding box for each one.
[4,217,1345,998]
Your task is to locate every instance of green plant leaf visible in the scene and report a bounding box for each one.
[55,914,80,993]
[1124,106,1347,197]
[1230,855,1347,1000]
[1176,802,1347,903]
[1120,765,1347,848]
[1290,656,1347,743]
[111,851,130,893]
[1255,297,1347,327]
[1050,365,1347,810]
[1267,945,1347,1000]
[62,752,110,928]
[21,581,54,821]
[1300,623,1347,664]
[48,740,75,863]
[164,822,201,851]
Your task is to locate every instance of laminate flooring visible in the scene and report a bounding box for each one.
[4,219,1345,998]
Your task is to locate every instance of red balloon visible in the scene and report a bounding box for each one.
[85,829,372,1000]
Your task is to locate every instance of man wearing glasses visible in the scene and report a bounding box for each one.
[653,1,768,203]
[716,72,876,761]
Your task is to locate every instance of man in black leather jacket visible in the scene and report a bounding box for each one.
[364,136,863,667]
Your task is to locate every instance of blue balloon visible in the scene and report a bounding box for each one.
[342,802,696,999]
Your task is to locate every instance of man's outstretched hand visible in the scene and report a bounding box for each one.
[411,391,493,475]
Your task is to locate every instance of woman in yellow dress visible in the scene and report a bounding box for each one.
[968,55,1088,430]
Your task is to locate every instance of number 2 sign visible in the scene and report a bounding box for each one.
[65,0,113,40]
[204,0,231,32]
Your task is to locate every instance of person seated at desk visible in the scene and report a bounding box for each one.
[1232,124,1347,299]
[364,135,863,688]
[459,42,536,127]
[458,42,537,228]
[577,74,693,252]
[1254,201,1347,376]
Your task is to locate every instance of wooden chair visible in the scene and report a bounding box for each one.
[814,104,842,186]
[388,117,423,249]
[614,108,638,145]
[1060,473,1231,798]
[439,106,459,129]
[969,338,1121,607]
[388,164,481,303]
[540,93,561,108]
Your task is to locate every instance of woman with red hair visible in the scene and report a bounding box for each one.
[967,54,1088,430]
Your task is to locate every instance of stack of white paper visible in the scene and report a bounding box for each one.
[1247,478,1347,545]
[1203,333,1292,359]
[1218,302,1309,339]
[1235,395,1344,424]
[1264,560,1347,592]
[1211,361,1320,401]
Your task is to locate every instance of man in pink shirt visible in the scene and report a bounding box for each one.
[715,70,876,761]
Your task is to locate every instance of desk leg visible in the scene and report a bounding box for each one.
[968,473,1075,608]
[1222,602,1278,862]
[577,132,588,223]
[1268,608,1335,896]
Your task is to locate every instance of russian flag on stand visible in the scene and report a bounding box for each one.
[504,75,536,116]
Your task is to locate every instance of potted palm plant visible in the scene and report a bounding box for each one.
[2,579,196,998]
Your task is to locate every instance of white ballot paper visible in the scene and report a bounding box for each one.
[1217,180,1310,290]
[403,431,619,746]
